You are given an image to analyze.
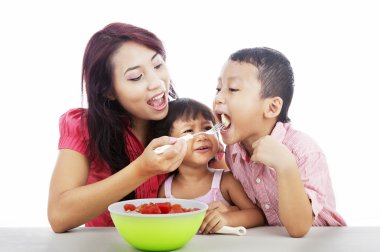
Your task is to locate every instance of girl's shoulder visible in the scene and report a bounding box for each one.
[219,170,235,181]
[219,170,243,191]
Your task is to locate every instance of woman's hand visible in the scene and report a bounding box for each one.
[135,136,188,178]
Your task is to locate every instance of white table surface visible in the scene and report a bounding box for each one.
[1,226,379,252]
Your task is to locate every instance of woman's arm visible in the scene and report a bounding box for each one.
[48,137,187,233]
[48,149,151,233]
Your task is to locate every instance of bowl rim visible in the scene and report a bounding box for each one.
[108,198,208,218]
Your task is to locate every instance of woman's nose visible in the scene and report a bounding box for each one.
[147,73,164,90]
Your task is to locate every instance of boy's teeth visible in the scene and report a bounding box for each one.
[221,114,231,128]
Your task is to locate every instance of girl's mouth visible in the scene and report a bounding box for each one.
[195,146,210,151]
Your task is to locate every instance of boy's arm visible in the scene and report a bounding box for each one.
[276,159,313,237]
[251,135,313,237]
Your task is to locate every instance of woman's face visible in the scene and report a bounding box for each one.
[111,41,171,121]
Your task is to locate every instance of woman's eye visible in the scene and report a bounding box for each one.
[229,88,239,92]
[154,63,162,70]
[128,74,143,81]
[216,87,221,93]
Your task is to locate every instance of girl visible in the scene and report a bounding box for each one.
[48,23,188,233]
[154,98,265,234]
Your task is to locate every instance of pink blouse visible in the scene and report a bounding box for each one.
[58,108,167,226]
[226,122,346,226]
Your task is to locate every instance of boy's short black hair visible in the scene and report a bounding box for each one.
[154,98,216,138]
[229,47,294,123]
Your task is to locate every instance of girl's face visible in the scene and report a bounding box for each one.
[111,41,170,121]
[170,115,219,167]
[213,60,268,145]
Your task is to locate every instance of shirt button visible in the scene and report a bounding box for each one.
[264,204,270,210]
[256,178,261,184]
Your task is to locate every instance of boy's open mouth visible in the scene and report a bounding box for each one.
[220,114,231,129]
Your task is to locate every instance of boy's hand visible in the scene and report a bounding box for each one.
[251,135,296,173]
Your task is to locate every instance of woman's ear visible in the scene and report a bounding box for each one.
[264,96,283,119]
[106,91,116,101]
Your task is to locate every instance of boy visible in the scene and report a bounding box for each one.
[213,47,345,237]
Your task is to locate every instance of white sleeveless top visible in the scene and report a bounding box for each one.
[164,169,231,206]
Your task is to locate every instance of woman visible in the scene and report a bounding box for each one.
[48,23,187,233]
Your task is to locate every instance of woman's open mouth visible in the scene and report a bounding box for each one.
[147,92,167,111]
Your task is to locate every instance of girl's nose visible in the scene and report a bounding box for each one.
[194,132,208,141]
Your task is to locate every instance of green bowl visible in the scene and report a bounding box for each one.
[108,198,208,251]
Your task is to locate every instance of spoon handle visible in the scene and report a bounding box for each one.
[154,134,193,154]
[216,226,247,236]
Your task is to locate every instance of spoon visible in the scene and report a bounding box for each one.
[216,226,247,236]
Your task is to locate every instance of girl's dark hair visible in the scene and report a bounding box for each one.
[229,47,294,123]
[153,98,215,138]
[81,22,176,174]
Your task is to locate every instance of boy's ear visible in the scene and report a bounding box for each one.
[264,96,283,119]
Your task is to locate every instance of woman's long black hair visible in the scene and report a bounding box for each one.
[81,23,176,177]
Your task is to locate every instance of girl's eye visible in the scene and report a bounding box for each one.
[128,74,143,81]
[205,126,212,131]
[183,129,193,133]
[229,88,239,92]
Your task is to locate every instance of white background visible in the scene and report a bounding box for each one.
[0,0,379,227]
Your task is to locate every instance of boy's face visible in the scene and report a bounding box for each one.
[213,60,268,145]
[170,115,219,167]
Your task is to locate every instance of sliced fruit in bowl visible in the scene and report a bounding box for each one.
[108,198,208,251]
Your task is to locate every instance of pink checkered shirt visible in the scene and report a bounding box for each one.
[225,122,346,226]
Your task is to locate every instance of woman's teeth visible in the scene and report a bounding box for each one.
[148,93,166,109]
